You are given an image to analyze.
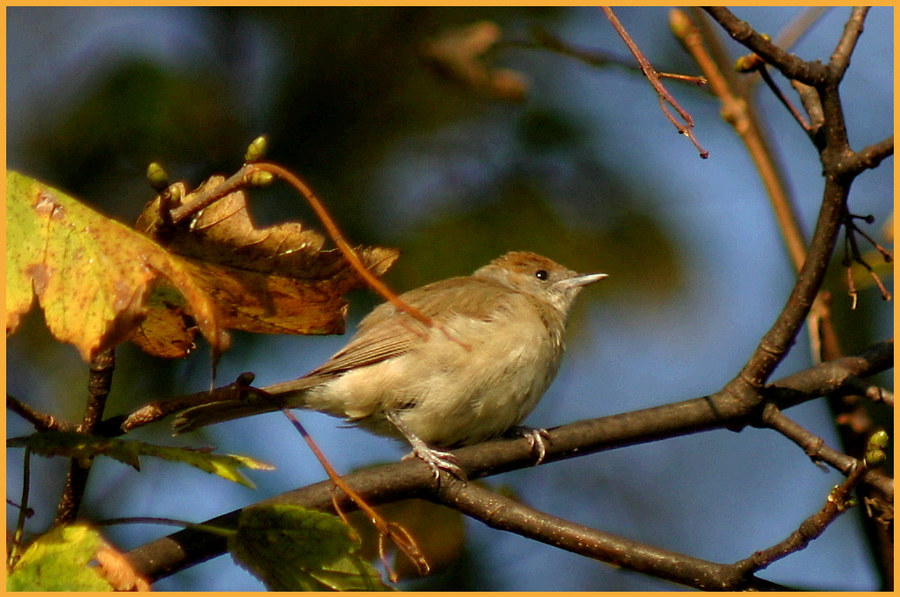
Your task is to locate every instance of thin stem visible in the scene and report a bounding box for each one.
[7,394,73,432]
[758,66,811,132]
[9,449,32,567]
[602,6,708,158]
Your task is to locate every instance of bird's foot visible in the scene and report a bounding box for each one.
[510,426,551,465]
[402,446,466,482]
[387,410,467,481]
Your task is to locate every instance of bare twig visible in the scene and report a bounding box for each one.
[117,372,260,433]
[280,409,429,581]
[841,135,894,177]
[671,9,808,275]
[7,394,74,432]
[829,7,870,78]
[247,162,471,350]
[9,449,32,567]
[168,167,249,225]
[507,26,706,86]
[602,7,708,158]
[757,66,811,132]
[734,458,869,575]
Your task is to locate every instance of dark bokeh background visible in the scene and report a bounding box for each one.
[7,7,893,590]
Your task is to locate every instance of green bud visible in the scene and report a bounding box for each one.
[247,170,274,187]
[866,448,885,466]
[869,429,889,449]
[245,135,268,163]
[146,162,169,192]
[735,54,763,73]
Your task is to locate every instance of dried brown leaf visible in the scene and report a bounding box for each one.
[133,176,399,355]
[423,21,529,102]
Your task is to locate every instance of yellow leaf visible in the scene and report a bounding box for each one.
[6,170,223,361]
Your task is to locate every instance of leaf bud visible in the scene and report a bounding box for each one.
[245,135,269,163]
[146,162,169,192]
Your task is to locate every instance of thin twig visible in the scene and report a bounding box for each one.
[280,409,429,580]
[247,162,471,351]
[703,7,829,85]
[168,167,250,225]
[9,449,32,567]
[505,26,706,86]
[840,135,894,177]
[757,66,811,132]
[733,459,868,575]
[671,9,808,272]
[601,7,708,158]
[829,7,870,78]
[7,394,73,432]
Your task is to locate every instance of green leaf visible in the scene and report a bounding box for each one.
[230,504,392,591]
[7,524,113,591]
[8,431,273,488]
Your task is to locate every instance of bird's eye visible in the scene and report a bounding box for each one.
[535,269,549,281]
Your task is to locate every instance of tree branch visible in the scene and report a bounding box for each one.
[841,135,894,178]
[702,7,830,85]
[430,478,787,590]
[732,177,849,390]
[829,7,869,78]
[124,340,892,583]
[54,348,116,526]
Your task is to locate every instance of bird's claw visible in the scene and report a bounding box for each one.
[403,446,466,481]
[512,426,551,465]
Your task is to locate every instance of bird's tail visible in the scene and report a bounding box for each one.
[172,378,317,433]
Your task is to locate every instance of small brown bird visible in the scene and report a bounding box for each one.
[175,251,606,478]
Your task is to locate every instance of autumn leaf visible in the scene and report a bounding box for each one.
[422,21,529,102]
[132,175,399,355]
[8,430,274,488]
[6,170,222,361]
[7,524,113,591]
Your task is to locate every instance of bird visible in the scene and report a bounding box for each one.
[174,251,606,479]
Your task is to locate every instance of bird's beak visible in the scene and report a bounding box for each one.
[561,272,608,289]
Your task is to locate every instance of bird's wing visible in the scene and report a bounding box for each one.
[297,276,509,380]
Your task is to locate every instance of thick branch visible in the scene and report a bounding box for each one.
[430,479,785,590]
[733,177,849,389]
[124,340,892,582]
